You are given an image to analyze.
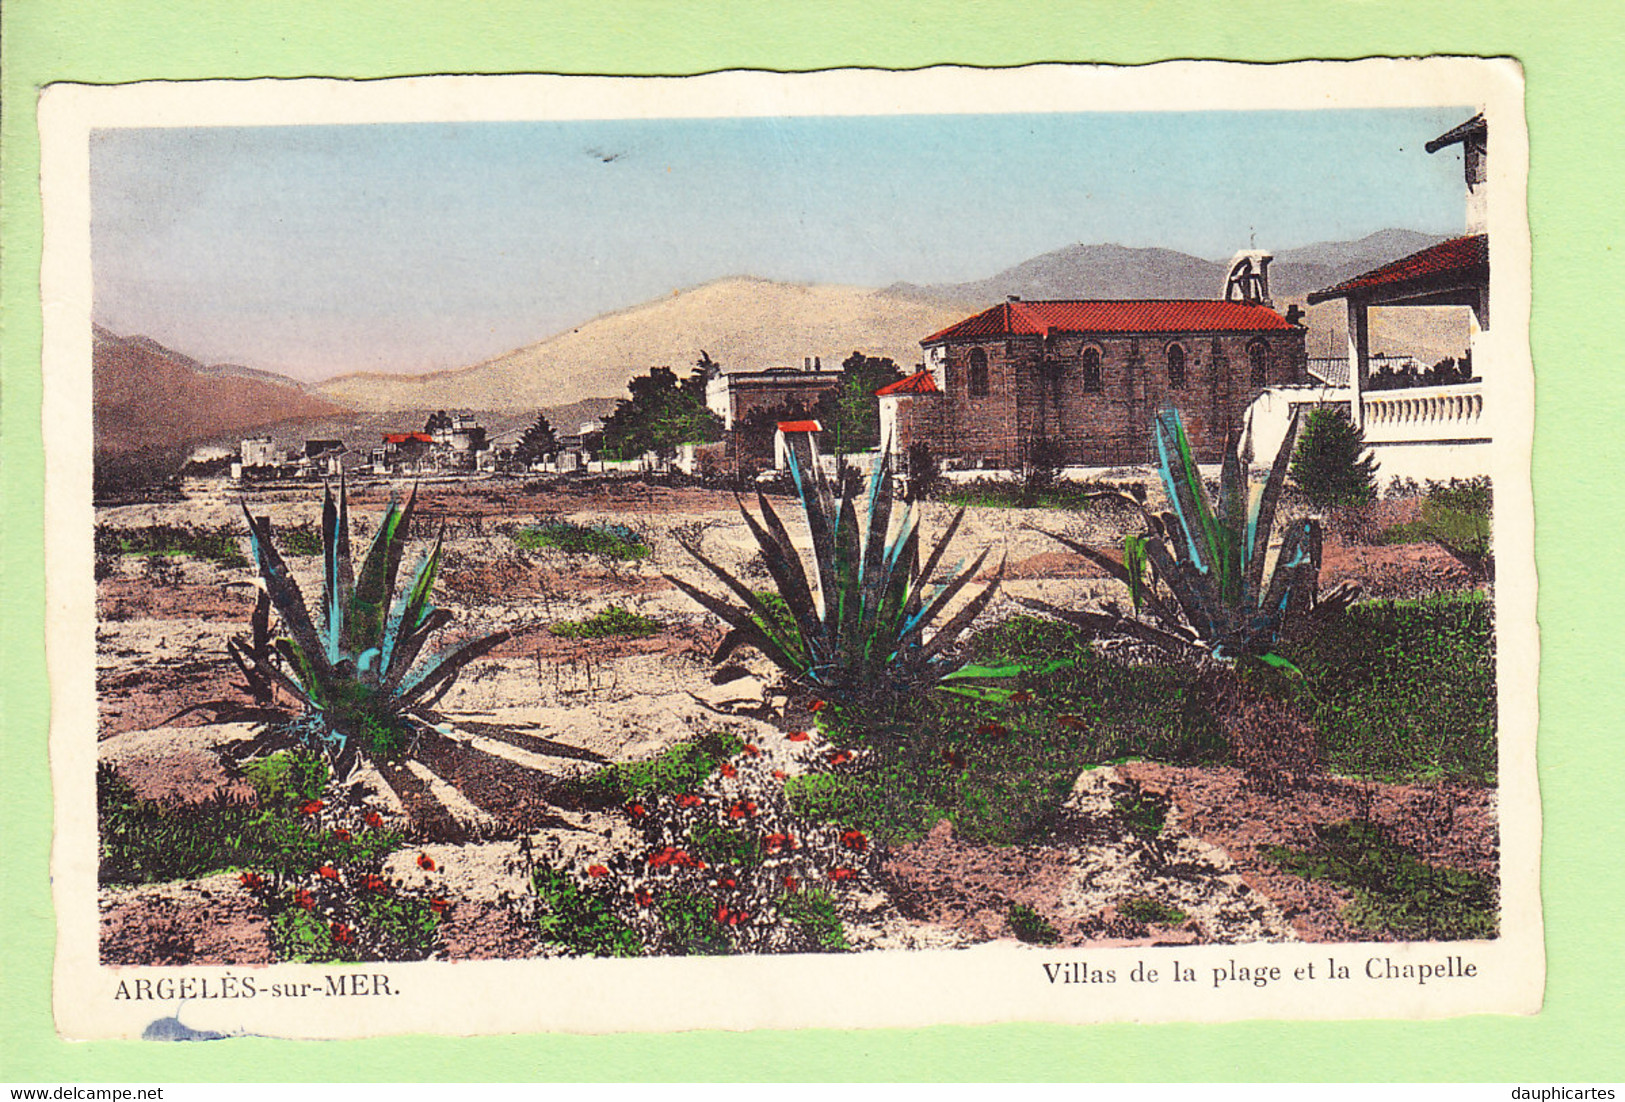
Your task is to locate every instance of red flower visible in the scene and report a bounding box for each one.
[317,865,340,880]
[772,769,787,781]
[783,874,798,891]
[718,762,737,778]
[364,810,385,828]
[975,720,1008,737]
[626,802,648,820]
[763,833,792,854]
[809,700,827,713]
[294,888,316,910]
[840,830,868,853]
[587,864,609,878]
[716,876,737,890]
[417,852,437,871]
[429,897,449,915]
[828,866,857,882]
[362,874,388,893]
[331,828,352,842]
[298,799,324,817]
[675,793,704,808]
[647,847,705,870]
[827,749,853,766]
[634,888,654,908]
[727,800,757,820]
[714,903,749,927]
[786,731,810,742]
[742,743,761,758]
[238,871,264,890]
[1010,690,1035,704]
[330,921,355,944]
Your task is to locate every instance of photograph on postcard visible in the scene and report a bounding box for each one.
[43,61,1540,1039]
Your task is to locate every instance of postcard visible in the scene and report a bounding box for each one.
[42,59,1538,1040]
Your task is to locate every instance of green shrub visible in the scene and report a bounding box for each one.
[1279,593,1496,783]
[786,617,1222,845]
[778,890,849,952]
[549,605,663,640]
[656,891,733,956]
[1118,897,1188,926]
[1112,788,1167,840]
[97,762,404,886]
[98,522,249,568]
[1290,407,1379,508]
[266,886,440,963]
[1262,819,1496,940]
[279,525,325,557]
[1007,903,1060,944]
[532,863,642,957]
[1381,477,1492,563]
[513,520,649,560]
[559,730,744,808]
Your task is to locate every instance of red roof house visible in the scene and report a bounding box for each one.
[890,297,1306,469]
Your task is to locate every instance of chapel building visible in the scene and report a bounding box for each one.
[880,270,1307,470]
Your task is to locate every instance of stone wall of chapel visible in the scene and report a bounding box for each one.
[919,327,1305,467]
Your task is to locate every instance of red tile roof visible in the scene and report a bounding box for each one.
[383,432,433,444]
[777,420,822,434]
[1307,234,1488,304]
[874,369,941,396]
[921,299,1297,345]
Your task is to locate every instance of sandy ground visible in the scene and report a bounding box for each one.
[94,477,1493,962]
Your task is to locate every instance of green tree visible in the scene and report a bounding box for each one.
[816,352,906,455]
[602,363,724,460]
[513,411,558,468]
[1289,408,1379,508]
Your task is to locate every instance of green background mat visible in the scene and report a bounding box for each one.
[3,0,1620,1082]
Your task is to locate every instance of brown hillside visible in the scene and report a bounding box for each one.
[315,278,977,412]
[94,329,347,454]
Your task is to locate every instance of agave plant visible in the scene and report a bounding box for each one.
[1023,407,1356,671]
[226,481,510,779]
[667,449,1004,698]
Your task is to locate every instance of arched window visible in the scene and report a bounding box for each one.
[1248,339,1270,385]
[1081,347,1102,393]
[1167,343,1187,389]
[967,349,990,397]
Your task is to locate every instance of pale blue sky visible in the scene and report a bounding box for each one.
[92,108,1470,381]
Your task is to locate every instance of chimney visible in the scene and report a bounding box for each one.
[1223,250,1273,307]
[1007,295,1022,303]
[804,356,811,370]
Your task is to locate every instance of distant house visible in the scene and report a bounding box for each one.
[428,413,488,470]
[774,419,823,471]
[372,431,433,473]
[705,360,844,431]
[881,268,1306,470]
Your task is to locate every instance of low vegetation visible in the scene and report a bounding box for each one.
[1118,897,1188,927]
[549,605,663,640]
[513,519,650,560]
[1380,477,1493,577]
[1007,903,1060,944]
[1262,819,1496,940]
[1279,592,1496,783]
[95,522,249,568]
[555,730,745,809]
[98,754,404,886]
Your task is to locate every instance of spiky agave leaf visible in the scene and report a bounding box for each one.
[241,505,334,691]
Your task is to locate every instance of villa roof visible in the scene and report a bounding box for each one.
[874,369,941,396]
[777,420,822,434]
[1306,234,1488,305]
[383,432,433,444]
[921,299,1297,345]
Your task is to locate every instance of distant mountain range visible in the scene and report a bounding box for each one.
[883,229,1450,304]
[95,228,1466,462]
[93,326,345,455]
